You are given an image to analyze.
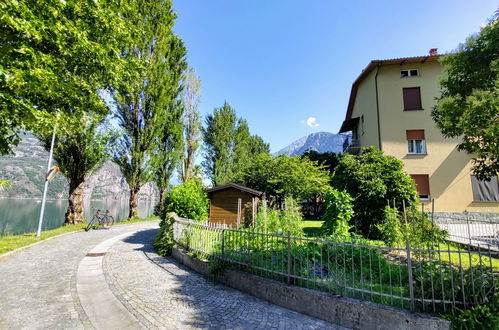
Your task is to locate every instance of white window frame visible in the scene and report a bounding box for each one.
[407,139,426,154]
[401,69,420,78]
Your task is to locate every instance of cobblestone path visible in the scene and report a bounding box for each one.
[0,222,345,329]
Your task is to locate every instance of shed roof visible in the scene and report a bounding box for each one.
[205,183,262,196]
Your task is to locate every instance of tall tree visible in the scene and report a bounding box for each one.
[37,113,111,224]
[113,0,186,218]
[432,15,499,180]
[0,0,130,154]
[179,67,202,184]
[203,102,270,185]
[203,102,238,185]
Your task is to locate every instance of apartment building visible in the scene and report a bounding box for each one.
[339,52,499,213]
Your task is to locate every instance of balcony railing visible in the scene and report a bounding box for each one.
[342,136,360,154]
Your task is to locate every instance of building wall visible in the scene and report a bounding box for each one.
[352,60,498,213]
[209,188,256,226]
[351,69,380,149]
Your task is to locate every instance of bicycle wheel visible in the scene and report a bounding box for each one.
[100,215,112,229]
[85,216,97,232]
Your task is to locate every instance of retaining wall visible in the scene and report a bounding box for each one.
[171,248,450,330]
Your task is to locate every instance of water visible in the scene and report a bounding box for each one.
[0,198,155,235]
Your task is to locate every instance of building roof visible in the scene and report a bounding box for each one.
[205,183,262,196]
[339,55,442,131]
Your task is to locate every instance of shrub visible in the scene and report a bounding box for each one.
[321,188,353,241]
[254,197,303,236]
[154,212,176,256]
[377,206,403,246]
[331,146,419,239]
[163,180,209,220]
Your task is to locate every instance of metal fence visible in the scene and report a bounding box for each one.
[432,215,499,252]
[173,217,498,315]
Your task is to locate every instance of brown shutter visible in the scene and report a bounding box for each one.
[410,174,430,196]
[403,87,422,110]
[406,129,425,140]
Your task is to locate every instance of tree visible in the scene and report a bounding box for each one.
[37,113,111,223]
[302,151,342,178]
[113,0,186,218]
[203,102,269,185]
[203,102,238,185]
[0,0,130,154]
[235,153,329,205]
[179,67,202,184]
[432,16,499,180]
[331,146,419,239]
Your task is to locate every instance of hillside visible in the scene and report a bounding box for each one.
[275,132,345,156]
[0,132,157,201]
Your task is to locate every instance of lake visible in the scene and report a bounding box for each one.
[0,198,155,236]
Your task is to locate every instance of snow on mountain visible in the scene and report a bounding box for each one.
[275,132,345,156]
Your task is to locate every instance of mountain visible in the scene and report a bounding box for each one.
[0,132,157,201]
[275,132,345,156]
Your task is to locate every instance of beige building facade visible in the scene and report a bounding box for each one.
[339,55,499,213]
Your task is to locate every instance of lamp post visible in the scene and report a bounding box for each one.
[36,126,56,237]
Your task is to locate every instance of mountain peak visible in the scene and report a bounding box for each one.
[275,132,345,156]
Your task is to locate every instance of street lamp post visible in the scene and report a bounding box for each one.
[36,126,56,238]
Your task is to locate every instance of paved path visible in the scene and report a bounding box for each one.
[0,221,345,329]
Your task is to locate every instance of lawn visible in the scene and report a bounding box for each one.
[300,219,324,236]
[0,216,159,255]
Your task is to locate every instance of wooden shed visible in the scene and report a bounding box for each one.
[206,183,262,226]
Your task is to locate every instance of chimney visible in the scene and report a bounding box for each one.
[429,48,438,56]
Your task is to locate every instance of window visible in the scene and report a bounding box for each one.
[411,174,430,200]
[471,175,499,201]
[406,130,426,154]
[401,69,419,77]
[403,87,422,110]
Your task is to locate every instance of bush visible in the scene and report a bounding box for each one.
[254,197,303,236]
[163,180,209,220]
[331,146,419,239]
[321,188,353,241]
[377,206,403,246]
[154,212,176,256]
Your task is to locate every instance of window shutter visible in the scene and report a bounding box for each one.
[406,129,425,140]
[410,174,430,196]
[403,87,422,110]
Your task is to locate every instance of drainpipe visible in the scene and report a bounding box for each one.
[374,64,382,150]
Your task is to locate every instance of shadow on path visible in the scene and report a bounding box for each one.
[116,227,339,329]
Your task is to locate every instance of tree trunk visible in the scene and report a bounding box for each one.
[65,180,85,224]
[156,187,167,216]
[129,186,140,219]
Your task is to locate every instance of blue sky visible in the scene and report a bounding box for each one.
[172,1,497,152]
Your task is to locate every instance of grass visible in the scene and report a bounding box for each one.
[300,219,324,236]
[0,216,159,255]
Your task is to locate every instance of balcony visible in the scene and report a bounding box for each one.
[342,136,361,154]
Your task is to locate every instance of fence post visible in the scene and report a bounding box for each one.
[406,240,415,311]
[221,229,226,260]
[287,231,291,285]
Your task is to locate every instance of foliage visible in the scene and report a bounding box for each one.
[179,67,202,184]
[0,180,10,192]
[113,0,186,218]
[208,257,228,283]
[331,146,419,239]
[254,198,303,236]
[154,212,176,256]
[36,113,113,223]
[432,16,499,180]
[203,102,269,185]
[163,180,209,221]
[445,291,499,330]
[321,189,353,241]
[0,0,130,154]
[302,151,343,179]
[376,206,403,246]
[235,153,329,204]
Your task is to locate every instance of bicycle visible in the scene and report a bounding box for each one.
[85,209,115,231]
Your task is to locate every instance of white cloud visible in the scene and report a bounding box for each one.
[303,117,319,127]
